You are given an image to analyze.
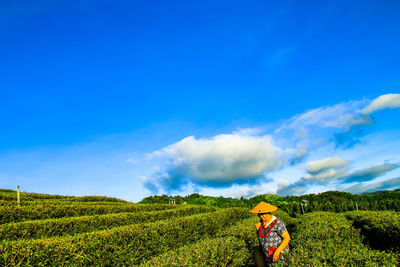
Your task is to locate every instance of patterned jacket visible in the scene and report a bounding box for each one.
[257,217,290,261]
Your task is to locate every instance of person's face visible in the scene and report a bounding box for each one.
[258,213,271,222]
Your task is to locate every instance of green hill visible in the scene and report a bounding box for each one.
[1,188,399,266]
[140,190,400,215]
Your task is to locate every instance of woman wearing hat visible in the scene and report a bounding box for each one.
[250,202,290,266]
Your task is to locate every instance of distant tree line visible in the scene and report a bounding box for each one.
[140,190,400,216]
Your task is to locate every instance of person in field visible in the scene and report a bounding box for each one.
[250,202,290,267]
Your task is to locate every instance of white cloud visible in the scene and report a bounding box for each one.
[303,157,349,184]
[276,94,400,135]
[360,93,400,115]
[342,115,373,131]
[306,157,348,174]
[278,179,289,187]
[276,100,367,132]
[305,168,347,182]
[146,134,282,191]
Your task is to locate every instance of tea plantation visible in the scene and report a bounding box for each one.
[1,189,399,266]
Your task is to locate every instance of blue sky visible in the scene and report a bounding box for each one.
[1,0,400,202]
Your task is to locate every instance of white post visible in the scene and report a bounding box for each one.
[356,202,358,211]
[17,185,20,206]
[301,203,305,214]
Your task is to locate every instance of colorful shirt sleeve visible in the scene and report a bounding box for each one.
[275,219,288,236]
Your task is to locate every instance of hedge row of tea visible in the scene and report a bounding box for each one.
[142,236,250,266]
[0,203,178,224]
[276,212,399,266]
[0,200,129,206]
[0,189,126,202]
[345,210,400,251]
[0,206,216,241]
[0,208,250,266]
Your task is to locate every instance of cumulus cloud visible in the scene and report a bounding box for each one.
[145,134,282,193]
[306,157,348,174]
[304,157,349,184]
[360,93,400,115]
[343,177,400,194]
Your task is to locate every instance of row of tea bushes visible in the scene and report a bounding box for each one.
[344,210,400,251]
[0,190,126,202]
[0,203,177,224]
[0,206,216,241]
[141,236,250,266]
[0,190,68,201]
[0,208,250,266]
[0,200,128,206]
[276,212,399,266]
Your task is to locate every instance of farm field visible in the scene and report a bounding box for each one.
[1,189,399,266]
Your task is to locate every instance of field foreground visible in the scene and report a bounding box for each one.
[0,189,399,266]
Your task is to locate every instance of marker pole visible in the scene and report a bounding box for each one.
[17,185,20,206]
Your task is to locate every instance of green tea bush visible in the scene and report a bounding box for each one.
[345,210,400,251]
[134,212,267,266]
[276,212,399,266]
[0,190,126,202]
[141,236,250,266]
[1,200,128,206]
[273,210,300,233]
[0,208,250,266]
[0,204,177,224]
[0,206,216,241]
[0,191,67,201]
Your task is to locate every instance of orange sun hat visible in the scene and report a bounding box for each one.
[249,201,278,213]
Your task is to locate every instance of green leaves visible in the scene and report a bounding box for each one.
[0,208,249,266]
[345,210,400,251]
[141,236,250,266]
[0,203,177,224]
[276,212,399,266]
[0,206,216,241]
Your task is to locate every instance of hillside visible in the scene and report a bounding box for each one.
[1,188,399,266]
